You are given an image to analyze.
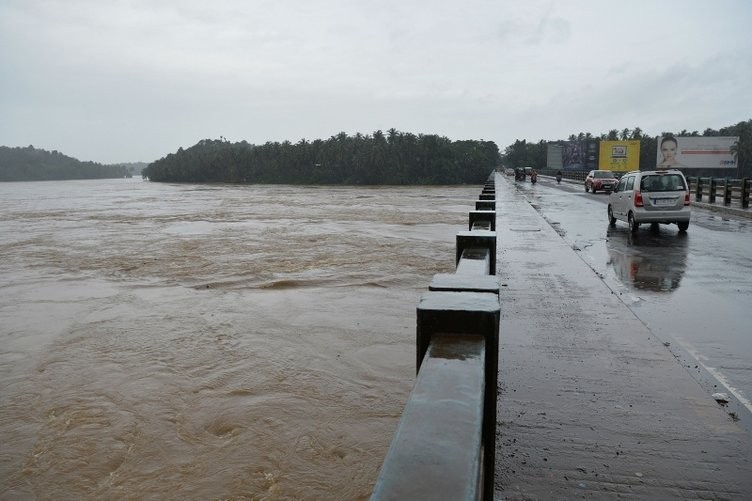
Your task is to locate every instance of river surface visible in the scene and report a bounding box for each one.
[0,178,479,499]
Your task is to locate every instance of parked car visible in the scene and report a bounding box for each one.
[607,170,691,233]
[585,170,618,193]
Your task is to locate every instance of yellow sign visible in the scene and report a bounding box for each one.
[599,140,640,171]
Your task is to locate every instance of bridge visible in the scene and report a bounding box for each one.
[372,172,752,499]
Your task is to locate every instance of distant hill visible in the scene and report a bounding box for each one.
[0,145,131,182]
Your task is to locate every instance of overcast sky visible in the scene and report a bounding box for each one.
[1,0,751,164]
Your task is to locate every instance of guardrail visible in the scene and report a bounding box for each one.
[520,169,751,210]
[534,168,588,182]
[688,177,751,209]
[371,175,500,501]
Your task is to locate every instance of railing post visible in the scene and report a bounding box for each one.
[742,179,750,209]
[469,210,496,231]
[416,292,500,501]
[456,230,496,275]
[476,200,495,211]
[688,176,696,197]
[429,273,500,294]
[696,177,703,201]
[709,178,717,203]
[723,178,732,205]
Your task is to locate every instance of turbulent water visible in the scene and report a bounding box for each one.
[0,178,479,499]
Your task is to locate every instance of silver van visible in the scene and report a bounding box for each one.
[608,170,691,233]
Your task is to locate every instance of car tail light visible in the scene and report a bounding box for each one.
[684,192,690,206]
[634,191,643,207]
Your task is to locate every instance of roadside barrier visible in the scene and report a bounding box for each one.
[689,177,751,209]
[509,169,751,211]
[469,210,496,231]
[372,174,500,501]
[476,199,495,211]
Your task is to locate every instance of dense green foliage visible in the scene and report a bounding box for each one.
[500,139,548,172]
[7,120,747,184]
[0,145,129,181]
[143,129,500,185]
[501,119,752,177]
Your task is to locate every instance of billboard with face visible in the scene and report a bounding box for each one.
[656,136,739,169]
[599,140,640,171]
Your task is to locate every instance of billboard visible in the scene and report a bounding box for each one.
[562,141,584,170]
[560,139,598,170]
[656,136,739,169]
[599,140,640,171]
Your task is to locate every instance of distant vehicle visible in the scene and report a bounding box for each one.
[607,170,691,233]
[585,170,618,193]
[514,168,526,181]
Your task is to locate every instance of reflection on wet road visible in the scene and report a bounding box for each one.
[605,226,689,292]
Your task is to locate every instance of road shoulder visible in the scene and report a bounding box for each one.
[493,173,752,499]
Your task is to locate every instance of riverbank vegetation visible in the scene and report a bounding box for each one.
[0,146,131,181]
[143,129,500,185]
[5,119,749,184]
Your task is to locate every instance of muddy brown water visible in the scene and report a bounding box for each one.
[0,178,480,499]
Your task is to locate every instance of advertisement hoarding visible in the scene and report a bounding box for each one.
[562,141,583,170]
[560,139,598,170]
[656,136,739,169]
[599,140,640,171]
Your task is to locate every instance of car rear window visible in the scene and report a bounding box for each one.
[641,174,686,192]
[594,171,614,178]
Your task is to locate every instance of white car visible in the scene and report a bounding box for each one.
[608,170,691,233]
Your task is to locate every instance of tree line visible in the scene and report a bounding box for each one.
[501,119,752,177]
[142,129,500,185]
[0,145,130,182]
[5,119,748,185]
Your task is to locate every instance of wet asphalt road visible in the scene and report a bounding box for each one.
[493,173,752,499]
[514,174,752,419]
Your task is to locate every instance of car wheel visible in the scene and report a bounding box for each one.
[678,221,689,232]
[628,212,639,233]
[592,187,597,194]
[608,206,616,226]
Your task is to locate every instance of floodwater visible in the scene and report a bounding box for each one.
[0,178,478,499]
